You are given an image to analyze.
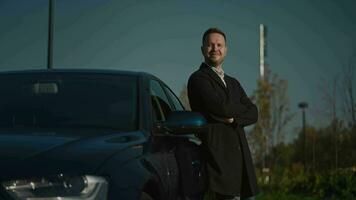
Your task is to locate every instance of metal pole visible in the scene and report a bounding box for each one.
[313,131,316,171]
[298,102,308,169]
[302,108,306,168]
[47,0,54,69]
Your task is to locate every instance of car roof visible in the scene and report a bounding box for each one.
[0,68,158,79]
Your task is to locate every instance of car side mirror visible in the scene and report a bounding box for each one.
[159,111,207,135]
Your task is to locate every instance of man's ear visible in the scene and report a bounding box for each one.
[201,46,204,55]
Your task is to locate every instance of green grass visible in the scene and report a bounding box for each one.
[204,191,319,200]
[255,193,319,200]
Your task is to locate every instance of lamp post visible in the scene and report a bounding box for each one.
[47,0,54,69]
[298,102,308,169]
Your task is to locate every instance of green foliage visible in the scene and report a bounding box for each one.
[250,73,295,169]
[254,121,356,200]
[255,192,319,200]
[249,53,356,200]
[313,169,356,199]
[258,168,356,200]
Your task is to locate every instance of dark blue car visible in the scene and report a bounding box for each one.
[0,69,207,200]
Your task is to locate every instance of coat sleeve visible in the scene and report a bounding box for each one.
[233,81,258,127]
[188,74,247,118]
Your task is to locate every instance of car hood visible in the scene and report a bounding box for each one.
[0,130,147,180]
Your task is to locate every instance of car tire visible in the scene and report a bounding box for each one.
[140,192,155,200]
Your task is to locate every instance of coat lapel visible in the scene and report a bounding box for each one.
[199,63,228,93]
[224,75,235,96]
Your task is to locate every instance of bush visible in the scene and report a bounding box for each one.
[255,192,319,200]
[258,167,356,200]
[312,169,356,199]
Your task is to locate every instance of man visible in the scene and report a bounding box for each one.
[187,28,259,200]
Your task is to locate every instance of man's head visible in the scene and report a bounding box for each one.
[201,28,227,68]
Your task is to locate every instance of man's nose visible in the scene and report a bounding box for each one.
[212,44,218,51]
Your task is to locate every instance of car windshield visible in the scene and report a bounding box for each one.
[0,72,138,132]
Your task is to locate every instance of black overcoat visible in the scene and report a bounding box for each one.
[187,63,259,199]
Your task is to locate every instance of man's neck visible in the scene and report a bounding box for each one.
[204,61,222,71]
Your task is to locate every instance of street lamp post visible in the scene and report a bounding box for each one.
[47,0,54,69]
[298,102,308,169]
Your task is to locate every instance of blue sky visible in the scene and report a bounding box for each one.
[1,0,355,141]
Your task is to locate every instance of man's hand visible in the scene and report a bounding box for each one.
[210,114,234,124]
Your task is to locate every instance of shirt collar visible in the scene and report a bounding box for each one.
[205,62,224,77]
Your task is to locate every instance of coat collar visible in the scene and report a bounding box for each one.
[199,62,228,92]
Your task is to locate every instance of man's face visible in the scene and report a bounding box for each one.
[201,33,227,67]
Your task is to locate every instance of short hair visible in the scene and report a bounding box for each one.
[202,28,227,45]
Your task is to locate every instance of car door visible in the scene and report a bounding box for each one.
[147,79,180,200]
[148,79,205,200]
[161,83,206,198]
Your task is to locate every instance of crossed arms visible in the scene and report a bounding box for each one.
[188,75,258,127]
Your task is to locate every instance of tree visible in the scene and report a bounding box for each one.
[250,71,294,169]
[340,54,356,127]
[270,74,295,145]
[318,76,340,169]
[250,75,273,169]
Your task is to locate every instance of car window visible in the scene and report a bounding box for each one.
[163,85,184,111]
[149,80,173,122]
[0,73,138,132]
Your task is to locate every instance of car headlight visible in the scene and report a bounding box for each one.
[2,174,108,200]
